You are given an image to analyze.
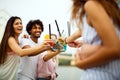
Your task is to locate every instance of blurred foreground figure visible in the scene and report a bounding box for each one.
[64,0,120,80]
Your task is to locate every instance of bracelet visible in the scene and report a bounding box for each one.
[64,37,67,44]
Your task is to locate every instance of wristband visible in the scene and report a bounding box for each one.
[64,37,67,44]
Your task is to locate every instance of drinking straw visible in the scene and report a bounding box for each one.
[49,24,51,39]
[55,20,61,37]
[67,21,71,36]
[61,30,64,35]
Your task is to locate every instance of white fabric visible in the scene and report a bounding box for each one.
[80,16,120,80]
[17,38,40,80]
[0,54,19,80]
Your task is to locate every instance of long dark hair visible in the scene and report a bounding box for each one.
[71,0,120,29]
[0,16,21,65]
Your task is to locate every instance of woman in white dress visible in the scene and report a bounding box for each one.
[0,16,51,80]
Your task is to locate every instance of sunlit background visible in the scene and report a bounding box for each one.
[0,0,83,80]
[0,0,79,54]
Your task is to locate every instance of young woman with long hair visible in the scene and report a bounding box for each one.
[65,0,120,80]
[0,16,51,80]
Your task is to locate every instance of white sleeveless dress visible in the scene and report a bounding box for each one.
[80,16,120,80]
[0,52,19,80]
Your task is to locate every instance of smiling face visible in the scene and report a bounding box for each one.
[30,24,42,38]
[13,19,23,36]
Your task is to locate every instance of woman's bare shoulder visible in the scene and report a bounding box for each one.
[8,36,15,42]
[84,1,101,12]
[8,36,18,45]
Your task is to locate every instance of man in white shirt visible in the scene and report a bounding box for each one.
[17,19,44,80]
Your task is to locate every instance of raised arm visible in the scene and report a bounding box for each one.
[65,29,82,43]
[8,37,51,57]
[43,50,61,62]
[76,1,120,69]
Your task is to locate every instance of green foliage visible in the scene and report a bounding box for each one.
[58,58,70,66]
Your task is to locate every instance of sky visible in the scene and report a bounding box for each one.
[0,0,77,53]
